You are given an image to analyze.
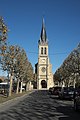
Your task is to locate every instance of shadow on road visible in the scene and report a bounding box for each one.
[49,92,80,120]
[0,90,80,120]
[56,104,80,120]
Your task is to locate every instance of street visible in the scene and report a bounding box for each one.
[0,90,80,120]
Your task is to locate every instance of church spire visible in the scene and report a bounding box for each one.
[39,18,48,44]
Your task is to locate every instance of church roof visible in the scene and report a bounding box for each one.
[39,18,48,44]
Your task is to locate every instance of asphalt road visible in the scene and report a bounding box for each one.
[0,90,80,120]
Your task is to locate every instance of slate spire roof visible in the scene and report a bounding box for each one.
[39,18,48,44]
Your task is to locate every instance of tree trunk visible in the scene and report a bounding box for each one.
[20,79,23,93]
[16,79,19,94]
[9,74,13,96]
[26,82,28,91]
[26,82,30,91]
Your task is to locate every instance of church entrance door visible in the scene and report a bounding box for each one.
[41,80,47,88]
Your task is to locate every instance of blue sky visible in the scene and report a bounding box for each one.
[0,0,80,75]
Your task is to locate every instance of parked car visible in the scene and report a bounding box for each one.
[74,87,80,111]
[51,87,61,95]
[59,87,74,100]
[49,86,61,95]
[49,87,54,94]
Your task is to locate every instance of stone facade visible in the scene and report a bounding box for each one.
[36,19,54,90]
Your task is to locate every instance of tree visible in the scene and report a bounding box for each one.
[0,16,8,71]
[54,43,80,88]
[2,45,21,96]
[0,17,34,95]
[14,48,31,93]
[24,61,33,91]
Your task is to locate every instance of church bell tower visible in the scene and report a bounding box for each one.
[36,18,54,89]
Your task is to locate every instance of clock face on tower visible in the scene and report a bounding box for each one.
[41,67,46,72]
[41,59,45,63]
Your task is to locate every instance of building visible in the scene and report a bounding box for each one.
[35,19,54,89]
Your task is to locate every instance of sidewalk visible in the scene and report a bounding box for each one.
[0,90,35,112]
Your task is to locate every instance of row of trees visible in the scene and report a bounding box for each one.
[0,17,34,96]
[54,43,80,88]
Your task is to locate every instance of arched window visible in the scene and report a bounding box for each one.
[41,47,43,54]
[44,47,47,54]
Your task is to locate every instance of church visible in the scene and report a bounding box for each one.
[35,19,54,90]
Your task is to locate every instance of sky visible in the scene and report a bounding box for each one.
[0,0,80,75]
